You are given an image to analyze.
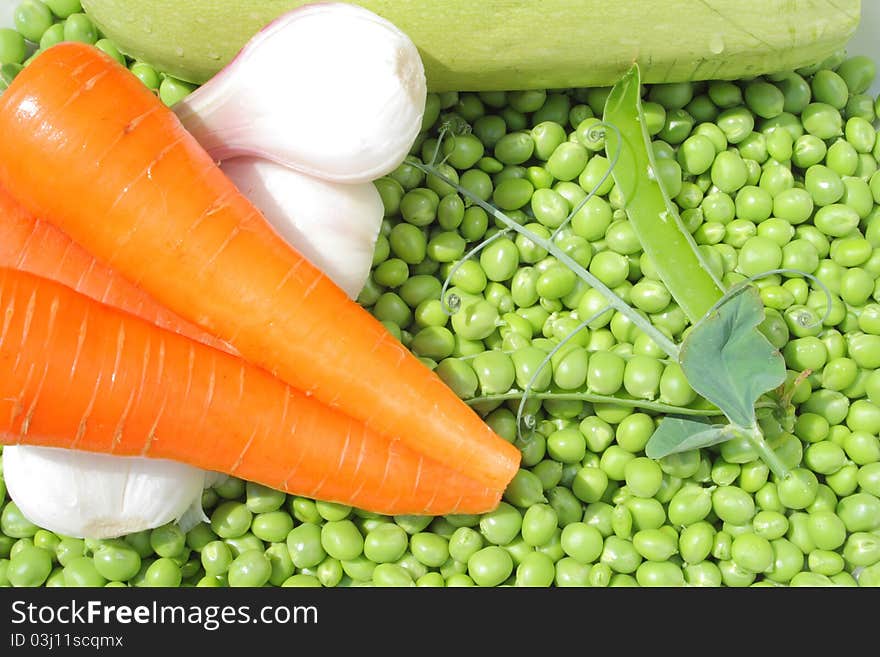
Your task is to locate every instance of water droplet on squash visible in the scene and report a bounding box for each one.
[709,35,725,55]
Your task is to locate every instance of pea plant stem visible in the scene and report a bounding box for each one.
[412,161,682,360]
[738,423,791,480]
[465,391,720,416]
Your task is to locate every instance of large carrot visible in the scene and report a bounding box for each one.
[0,266,503,515]
[0,42,520,491]
[0,190,508,515]
[0,185,233,354]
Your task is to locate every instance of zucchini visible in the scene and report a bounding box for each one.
[82,0,861,91]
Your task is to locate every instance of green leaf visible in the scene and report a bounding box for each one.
[645,417,733,459]
[679,286,787,428]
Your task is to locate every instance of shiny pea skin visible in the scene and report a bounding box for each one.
[636,561,684,587]
[678,521,715,564]
[624,497,667,531]
[554,557,592,587]
[511,346,552,391]
[667,485,712,527]
[712,486,756,524]
[836,492,880,531]
[632,528,677,561]
[600,536,642,574]
[468,546,513,586]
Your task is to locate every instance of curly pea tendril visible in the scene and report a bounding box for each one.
[416,118,837,450]
[416,121,721,443]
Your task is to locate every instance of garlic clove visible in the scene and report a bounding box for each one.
[174,2,426,184]
[2,445,206,539]
[221,156,384,299]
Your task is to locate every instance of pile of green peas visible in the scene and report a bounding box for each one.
[0,0,196,105]
[3,0,880,587]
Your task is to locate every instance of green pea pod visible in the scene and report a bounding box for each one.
[604,64,725,324]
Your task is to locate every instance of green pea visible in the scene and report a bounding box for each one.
[588,440,633,482]
[618,355,661,401]
[1,502,37,538]
[158,75,196,107]
[811,69,849,109]
[372,258,408,288]
[409,325,454,361]
[631,528,677,562]
[834,55,876,95]
[729,532,774,574]
[551,557,589,587]
[199,540,232,577]
[806,510,847,550]
[508,345,550,392]
[504,469,546,508]
[375,177,405,218]
[826,464,860,497]
[438,132,483,170]
[47,537,80,569]
[467,546,513,586]
[677,521,714,564]
[843,428,880,465]
[490,131,533,166]
[712,486,756,525]
[544,426,584,464]
[30,530,57,557]
[7,546,52,587]
[836,492,880,532]
[0,28,26,66]
[45,0,82,18]
[288,497,321,525]
[663,480,712,526]
[477,502,520,546]
[717,107,755,144]
[282,522,323,569]
[718,559,756,587]
[802,102,843,140]
[599,536,642,574]
[737,235,782,277]
[86,541,138,582]
[706,81,742,108]
[762,538,804,584]
[544,141,587,182]
[744,80,784,118]
[63,556,107,587]
[857,463,880,496]
[842,532,880,568]
[578,155,614,195]
[14,0,54,42]
[210,501,252,540]
[826,139,859,177]
[848,333,880,369]
[807,549,845,577]
[224,550,270,587]
[239,482,283,515]
[684,561,722,587]
[513,504,555,549]
[622,496,666,532]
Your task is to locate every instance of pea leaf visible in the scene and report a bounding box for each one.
[679,286,787,428]
[645,416,733,459]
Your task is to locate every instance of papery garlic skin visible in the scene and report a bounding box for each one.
[2,445,206,539]
[221,156,383,299]
[175,2,427,184]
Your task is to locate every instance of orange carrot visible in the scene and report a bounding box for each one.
[0,185,234,354]
[0,42,521,491]
[0,266,504,515]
